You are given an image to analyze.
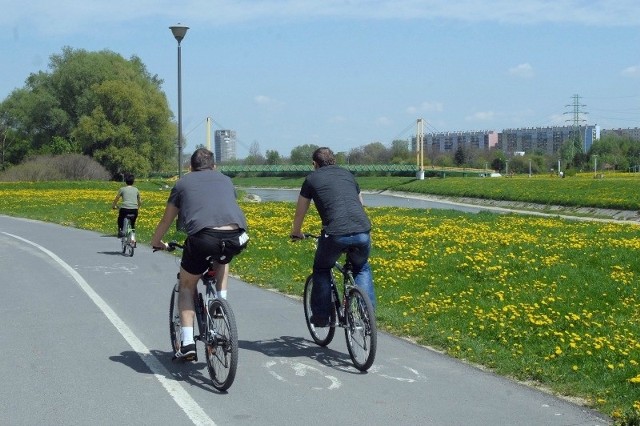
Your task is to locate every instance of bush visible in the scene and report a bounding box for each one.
[0,154,111,181]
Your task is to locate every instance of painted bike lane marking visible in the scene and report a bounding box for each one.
[3,232,216,426]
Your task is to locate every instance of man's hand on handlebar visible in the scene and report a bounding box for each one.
[153,241,182,252]
[152,241,169,252]
[290,231,305,241]
[290,232,319,241]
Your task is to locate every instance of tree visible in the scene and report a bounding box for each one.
[290,144,319,164]
[244,141,265,165]
[389,139,411,164]
[0,47,176,176]
[454,146,467,166]
[348,142,389,164]
[589,134,633,171]
[265,150,281,165]
[491,151,506,173]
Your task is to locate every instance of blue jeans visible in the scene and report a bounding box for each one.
[311,231,375,319]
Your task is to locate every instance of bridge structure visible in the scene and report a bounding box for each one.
[217,164,489,177]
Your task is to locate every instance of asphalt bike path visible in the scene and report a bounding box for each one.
[0,215,611,425]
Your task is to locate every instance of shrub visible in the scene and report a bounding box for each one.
[0,154,111,181]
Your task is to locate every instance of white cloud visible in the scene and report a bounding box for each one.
[508,63,535,78]
[621,65,640,77]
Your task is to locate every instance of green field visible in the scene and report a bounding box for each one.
[1,177,639,424]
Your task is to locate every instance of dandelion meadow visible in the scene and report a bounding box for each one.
[1,180,639,423]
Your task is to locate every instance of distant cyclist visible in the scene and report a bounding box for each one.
[151,148,249,360]
[112,174,141,238]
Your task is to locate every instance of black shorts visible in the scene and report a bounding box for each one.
[181,228,249,274]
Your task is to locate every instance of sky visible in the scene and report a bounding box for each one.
[1,1,639,158]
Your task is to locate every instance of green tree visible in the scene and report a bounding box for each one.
[290,144,319,164]
[0,47,176,176]
[589,134,634,171]
[265,150,281,165]
[454,146,467,166]
[389,139,411,164]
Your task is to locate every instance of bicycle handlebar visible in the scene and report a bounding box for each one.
[290,233,320,241]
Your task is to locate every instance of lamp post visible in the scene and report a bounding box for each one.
[593,154,598,178]
[170,24,189,177]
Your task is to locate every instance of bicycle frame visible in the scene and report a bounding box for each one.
[193,264,219,343]
[329,260,355,327]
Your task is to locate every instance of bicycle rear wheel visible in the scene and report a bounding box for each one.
[205,298,238,391]
[121,217,130,255]
[169,283,181,356]
[344,287,377,371]
[303,275,336,346]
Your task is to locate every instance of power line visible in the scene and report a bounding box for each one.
[564,94,588,157]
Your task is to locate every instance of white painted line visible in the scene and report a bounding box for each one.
[3,232,215,426]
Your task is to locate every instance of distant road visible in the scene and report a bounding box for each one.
[244,187,640,223]
[0,215,611,425]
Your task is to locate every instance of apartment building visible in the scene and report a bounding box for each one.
[214,130,236,163]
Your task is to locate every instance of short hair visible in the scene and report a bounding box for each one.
[125,174,135,185]
[312,147,336,167]
[191,148,215,171]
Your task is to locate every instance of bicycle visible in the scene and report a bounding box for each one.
[120,213,136,257]
[296,234,377,371]
[161,241,239,391]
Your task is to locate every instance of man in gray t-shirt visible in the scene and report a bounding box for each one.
[151,148,249,360]
[290,147,375,327]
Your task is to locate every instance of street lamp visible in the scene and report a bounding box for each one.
[170,24,189,177]
[593,154,598,178]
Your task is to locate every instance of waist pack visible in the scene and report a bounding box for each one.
[217,230,249,264]
[197,228,249,264]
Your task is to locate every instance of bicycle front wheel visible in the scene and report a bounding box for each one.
[205,298,238,391]
[303,275,336,346]
[169,283,181,356]
[344,287,377,371]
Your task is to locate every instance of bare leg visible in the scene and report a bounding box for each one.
[215,262,229,294]
[178,266,200,330]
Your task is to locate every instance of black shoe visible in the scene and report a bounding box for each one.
[175,343,196,361]
[117,231,124,238]
[310,315,330,327]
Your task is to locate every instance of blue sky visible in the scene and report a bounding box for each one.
[1,0,639,157]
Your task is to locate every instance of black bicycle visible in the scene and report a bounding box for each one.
[161,241,239,391]
[297,234,377,371]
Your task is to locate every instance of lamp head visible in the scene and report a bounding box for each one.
[170,24,189,43]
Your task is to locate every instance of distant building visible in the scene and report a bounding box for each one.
[214,130,236,163]
[601,127,640,140]
[408,125,640,156]
[497,125,599,155]
[412,130,498,153]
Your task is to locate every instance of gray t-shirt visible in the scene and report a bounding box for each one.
[118,186,139,209]
[300,165,370,235]
[167,170,248,236]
